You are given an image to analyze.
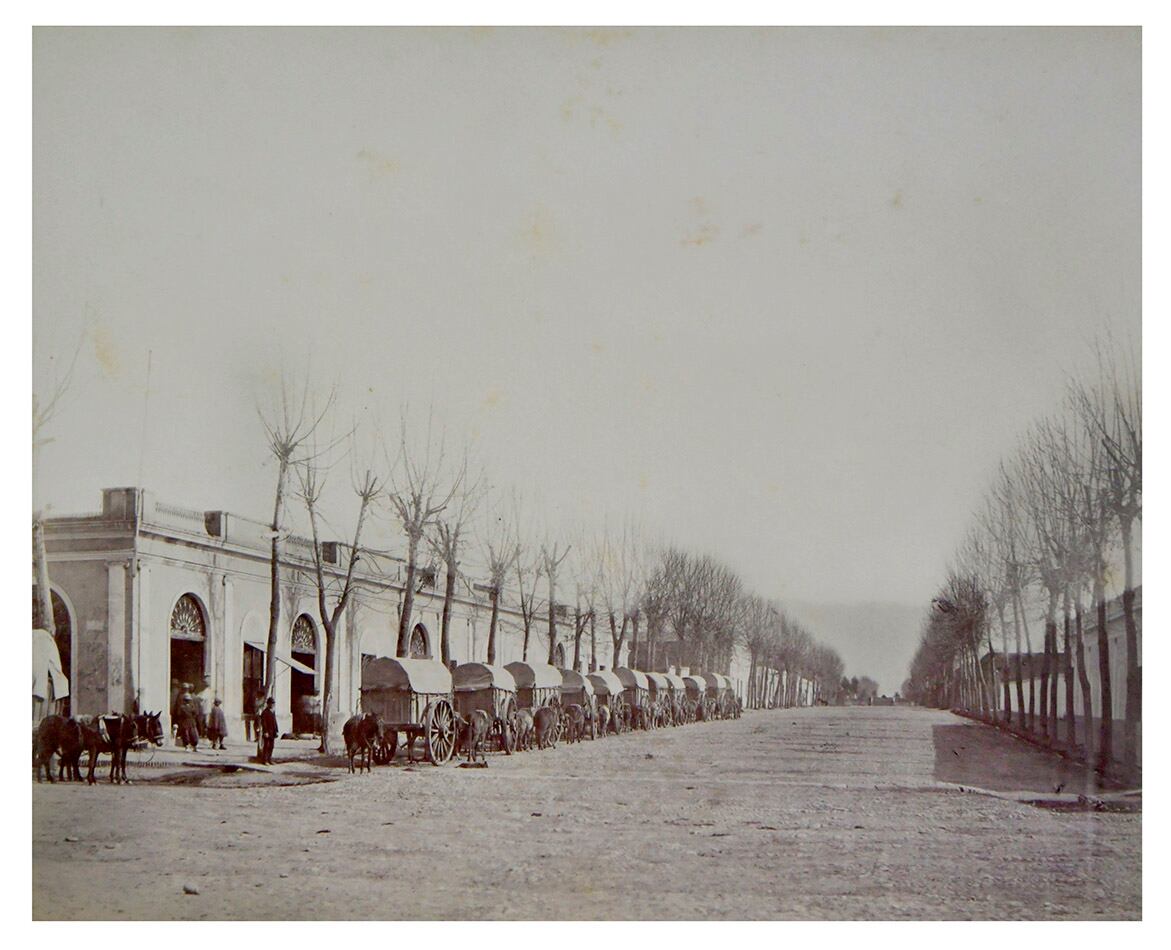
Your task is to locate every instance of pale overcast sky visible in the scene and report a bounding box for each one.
[33,27,1140,626]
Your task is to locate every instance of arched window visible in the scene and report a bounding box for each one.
[554,643,566,668]
[170,595,206,641]
[292,614,317,655]
[409,623,430,659]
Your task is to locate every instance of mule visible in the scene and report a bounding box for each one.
[343,713,382,773]
[79,711,164,785]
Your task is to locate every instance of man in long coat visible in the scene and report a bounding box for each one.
[175,693,200,751]
[208,697,228,749]
[259,696,278,764]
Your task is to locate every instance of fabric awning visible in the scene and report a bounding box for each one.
[245,639,316,676]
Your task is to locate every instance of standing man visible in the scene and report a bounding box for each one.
[208,697,228,750]
[259,696,278,764]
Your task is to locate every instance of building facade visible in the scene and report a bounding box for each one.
[38,487,586,736]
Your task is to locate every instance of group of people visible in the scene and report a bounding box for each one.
[167,679,290,765]
[170,679,229,751]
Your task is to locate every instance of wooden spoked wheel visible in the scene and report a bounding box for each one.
[423,699,456,765]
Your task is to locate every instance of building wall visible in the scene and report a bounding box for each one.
[43,487,585,736]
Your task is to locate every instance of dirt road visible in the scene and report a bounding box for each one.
[32,706,1140,920]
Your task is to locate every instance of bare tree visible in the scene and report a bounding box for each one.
[257,374,340,696]
[540,538,571,666]
[385,408,460,658]
[427,449,479,666]
[295,439,382,753]
[1070,337,1141,769]
[478,494,519,666]
[32,334,84,644]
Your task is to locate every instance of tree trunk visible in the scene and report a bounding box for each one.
[486,587,500,665]
[1119,518,1140,771]
[1039,589,1055,742]
[439,554,456,666]
[546,576,557,665]
[1017,592,1035,732]
[1095,580,1113,772]
[265,462,288,695]
[1011,593,1025,728]
[319,619,336,754]
[589,611,597,671]
[396,535,419,657]
[1061,588,1075,751]
[572,607,582,671]
[630,611,640,670]
[1074,594,1095,759]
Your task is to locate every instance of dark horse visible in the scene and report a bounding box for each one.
[342,713,383,774]
[33,715,84,783]
[76,712,165,785]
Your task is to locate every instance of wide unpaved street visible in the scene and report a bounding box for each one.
[32,706,1140,920]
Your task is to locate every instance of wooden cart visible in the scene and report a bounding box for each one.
[587,670,626,732]
[701,672,730,719]
[644,671,672,726]
[615,667,652,729]
[662,672,687,724]
[453,663,519,754]
[683,674,707,721]
[559,669,597,739]
[505,661,563,710]
[359,656,457,765]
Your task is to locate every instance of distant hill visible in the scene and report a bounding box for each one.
[784,600,925,696]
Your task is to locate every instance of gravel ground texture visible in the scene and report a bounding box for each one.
[32,705,1141,920]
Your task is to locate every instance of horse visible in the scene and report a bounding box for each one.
[79,711,165,785]
[343,713,382,773]
[33,715,83,783]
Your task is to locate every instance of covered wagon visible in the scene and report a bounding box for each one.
[453,663,518,754]
[615,667,651,729]
[587,670,626,734]
[644,671,672,727]
[359,656,457,765]
[701,672,733,719]
[683,674,708,721]
[559,669,597,740]
[662,672,688,725]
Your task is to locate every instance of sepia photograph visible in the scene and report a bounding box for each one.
[27,18,1142,923]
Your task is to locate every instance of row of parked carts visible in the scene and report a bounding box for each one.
[358,657,739,765]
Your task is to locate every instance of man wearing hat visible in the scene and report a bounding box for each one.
[208,697,228,750]
[175,692,200,751]
[258,696,278,764]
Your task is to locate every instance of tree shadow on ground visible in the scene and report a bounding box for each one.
[932,721,1108,795]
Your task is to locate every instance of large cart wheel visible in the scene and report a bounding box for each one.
[424,699,456,765]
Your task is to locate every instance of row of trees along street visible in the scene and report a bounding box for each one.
[251,376,867,751]
[33,360,871,755]
[903,336,1140,776]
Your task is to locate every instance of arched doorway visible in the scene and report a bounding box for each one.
[409,623,430,659]
[170,595,207,719]
[554,642,566,668]
[290,614,319,735]
[33,586,72,716]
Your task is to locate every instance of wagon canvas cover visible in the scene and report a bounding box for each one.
[361,656,453,695]
[504,661,562,691]
[452,663,517,693]
[587,670,623,697]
